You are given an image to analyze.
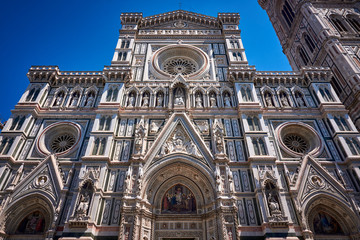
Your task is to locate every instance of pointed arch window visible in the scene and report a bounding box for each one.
[106,86,119,102]
[298,47,310,65]
[241,86,253,102]
[282,1,295,28]
[330,16,348,33]
[252,137,267,155]
[0,138,14,155]
[247,116,261,131]
[347,16,360,32]
[334,116,350,131]
[10,116,26,131]
[99,116,112,131]
[304,33,316,53]
[25,87,40,102]
[345,138,360,155]
[319,87,335,102]
[92,137,107,155]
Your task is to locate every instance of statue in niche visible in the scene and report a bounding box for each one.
[268,193,280,214]
[70,92,80,107]
[134,122,146,153]
[224,93,232,107]
[295,92,305,107]
[156,93,163,107]
[162,184,196,213]
[264,92,273,107]
[85,92,95,107]
[75,181,93,220]
[142,93,149,107]
[214,129,224,153]
[279,92,290,107]
[54,92,65,106]
[210,93,217,107]
[195,93,203,108]
[174,88,185,106]
[128,93,135,107]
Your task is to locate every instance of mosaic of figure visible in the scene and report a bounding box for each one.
[162,184,196,213]
[313,212,343,235]
[16,211,45,234]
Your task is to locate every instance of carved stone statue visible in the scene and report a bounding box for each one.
[280,93,289,107]
[85,92,95,107]
[174,88,185,106]
[54,92,64,106]
[128,93,135,107]
[210,93,217,107]
[134,123,146,153]
[195,94,203,108]
[70,92,79,107]
[224,93,231,107]
[268,193,280,214]
[265,93,273,107]
[156,93,163,107]
[295,92,305,107]
[76,192,90,220]
[142,93,149,107]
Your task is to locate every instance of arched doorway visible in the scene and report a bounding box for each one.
[141,156,218,240]
[305,197,360,240]
[0,195,54,240]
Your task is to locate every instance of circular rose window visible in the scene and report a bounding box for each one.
[150,45,209,80]
[276,122,323,157]
[36,121,82,157]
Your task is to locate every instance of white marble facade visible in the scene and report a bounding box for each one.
[0,9,359,240]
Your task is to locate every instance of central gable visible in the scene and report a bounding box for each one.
[144,113,214,169]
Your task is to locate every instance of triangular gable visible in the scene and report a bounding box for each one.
[294,155,350,207]
[144,113,214,168]
[10,155,64,206]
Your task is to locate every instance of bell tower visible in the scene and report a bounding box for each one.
[259,0,360,128]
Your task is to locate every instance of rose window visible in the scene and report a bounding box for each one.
[276,122,323,157]
[150,45,209,80]
[36,121,82,157]
[283,134,308,153]
[50,133,76,153]
[162,58,197,76]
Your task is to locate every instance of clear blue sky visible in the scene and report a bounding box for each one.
[0,0,291,121]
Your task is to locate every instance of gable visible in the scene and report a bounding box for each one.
[10,155,64,206]
[294,155,350,207]
[144,113,214,169]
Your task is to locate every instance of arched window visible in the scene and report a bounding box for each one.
[334,116,350,131]
[330,15,348,32]
[0,138,14,155]
[118,52,123,61]
[304,33,316,53]
[25,88,40,102]
[347,16,360,32]
[92,138,107,155]
[299,47,310,65]
[125,40,130,48]
[252,137,267,155]
[281,1,295,28]
[99,116,112,131]
[121,41,126,48]
[106,87,119,102]
[247,116,261,131]
[346,138,360,155]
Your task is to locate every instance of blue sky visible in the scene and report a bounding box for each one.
[0,0,291,121]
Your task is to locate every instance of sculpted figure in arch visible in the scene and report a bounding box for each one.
[70,92,80,107]
[128,93,135,107]
[224,93,232,107]
[268,193,280,214]
[210,93,217,107]
[85,92,95,107]
[174,88,185,106]
[195,93,203,108]
[280,92,290,107]
[156,93,163,107]
[54,92,65,106]
[142,93,149,107]
[265,92,273,107]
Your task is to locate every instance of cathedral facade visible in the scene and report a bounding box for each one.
[0,8,360,240]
